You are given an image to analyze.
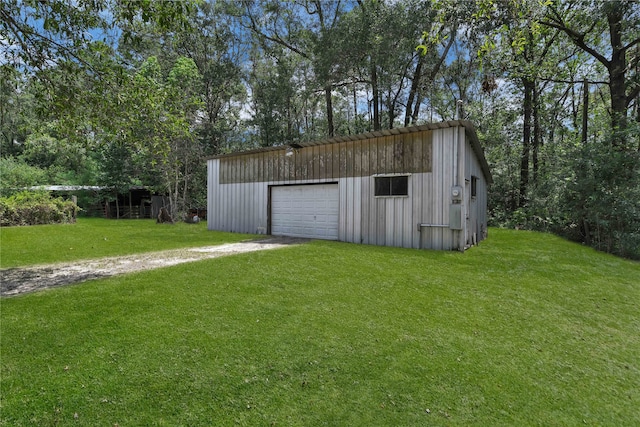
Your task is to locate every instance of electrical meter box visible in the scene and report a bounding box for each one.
[449,204,463,230]
[451,186,463,202]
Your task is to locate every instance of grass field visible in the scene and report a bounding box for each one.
[0,218,254,268]
[1,220,638,426]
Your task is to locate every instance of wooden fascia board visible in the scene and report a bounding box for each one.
[208,120,493,186]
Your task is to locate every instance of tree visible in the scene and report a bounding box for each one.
[21,130,96,184]
[161,56,204,217]
[1,0,196,73]
[249,47,302,146]
[459,0,569,207]
[1,0,198,148]
[541,0,640,147]
[174,1,246,154]
[357,0,431,129]
[97,140,137,219]
[0,65,31,157]
[412,0,465,125]
[238,0,349,138]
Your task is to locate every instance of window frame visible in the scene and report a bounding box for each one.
[471,175,478,198]
[373,174,410,197]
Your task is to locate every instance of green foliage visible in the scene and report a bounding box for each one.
[249,48,302,146]
[96,141,138,197]
[0,65,33,157]
[1,0,198,72]
[563,133,640,259]
[21,131,91,175]
[114,0,197,45]
[1,229,639,425]
[132,55,204,218]
[0,157,47,196]
[0,191,79,227]
[2,0,639,262]
[460,0,639,260]
[2,132,97,190]
[487,125,640,260]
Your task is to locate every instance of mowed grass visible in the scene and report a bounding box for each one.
[0,218,255,268]
[1,226,639,426]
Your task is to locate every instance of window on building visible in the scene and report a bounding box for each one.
[374,175,409,196]
[471,176,478,198]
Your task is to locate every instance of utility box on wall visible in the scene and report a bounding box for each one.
[451,186,463,202]
[449,204,463,230]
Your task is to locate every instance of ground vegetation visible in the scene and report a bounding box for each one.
[1,221,638,425]
[1,0,638,257]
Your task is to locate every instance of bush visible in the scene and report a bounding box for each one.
[487,132,640,260]
[0,191,80,227]
[561,139,640,260]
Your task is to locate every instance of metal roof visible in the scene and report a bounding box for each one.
[28,185,150,191]
[29,185,104,191]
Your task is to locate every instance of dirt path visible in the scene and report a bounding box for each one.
[0,237,307,297]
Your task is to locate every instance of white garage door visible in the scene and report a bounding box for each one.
[271,184,339,240]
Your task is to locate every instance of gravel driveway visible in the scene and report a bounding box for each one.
[0,237,306,297]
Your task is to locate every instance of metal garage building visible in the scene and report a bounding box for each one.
[207,120,492,251]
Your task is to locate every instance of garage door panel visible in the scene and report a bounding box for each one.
[271,184,339,240]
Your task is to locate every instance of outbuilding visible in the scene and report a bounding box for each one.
[207,120,492,251]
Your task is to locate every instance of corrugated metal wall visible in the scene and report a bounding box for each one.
[465,137,489,243]
[208,125,489,251]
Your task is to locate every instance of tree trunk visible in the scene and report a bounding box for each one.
[388,72,408,130]
[637,90,640,151]
[519,78,534,207]
[606,6,628,144]
[409,29,456,125]
[405,54,424,127]
[371,63,380,131]
[286,93,292,141]
[532,83,541,183]
[183,162,189,217]
[325,85,334,137]
[411,90,424,124]
[582,80,589,145]
[353,84,358,134]
[544,4,635,147]
[388,97,396,129]
[174,168,180,219]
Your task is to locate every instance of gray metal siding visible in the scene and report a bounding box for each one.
[421,127,458,250]
[208,123,489,250]
[208,159,269,234]
[465,138,489,242]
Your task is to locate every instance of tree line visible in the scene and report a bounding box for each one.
[1,0,638,258]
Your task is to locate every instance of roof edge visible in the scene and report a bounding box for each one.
[460,121,493,184]
[208,120,472,160]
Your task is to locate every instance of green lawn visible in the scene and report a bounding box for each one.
[1,224,638,426]
[0,218,255,268]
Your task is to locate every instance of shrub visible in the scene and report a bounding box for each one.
[562,140,640,260]
[0,191,80,227]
